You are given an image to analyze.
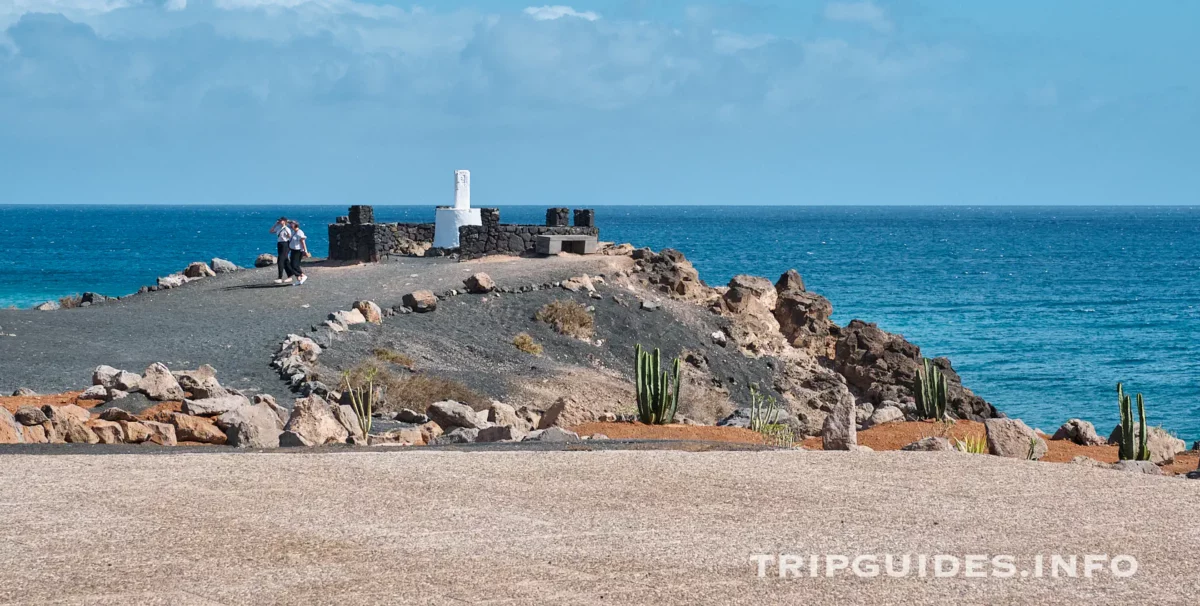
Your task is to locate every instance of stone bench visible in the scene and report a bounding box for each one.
[536,234,598,255]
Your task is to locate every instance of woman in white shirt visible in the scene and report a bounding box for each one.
[287,220,310,285]
[270,217,294,284]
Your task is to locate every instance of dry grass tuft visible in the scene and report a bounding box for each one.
[344,359,483,413]
[535,299,594,339]
[512,333,543,355]
[372,347,415,368]
[58,295,82,309]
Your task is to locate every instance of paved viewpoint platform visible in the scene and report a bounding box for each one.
[1,449,1197,605]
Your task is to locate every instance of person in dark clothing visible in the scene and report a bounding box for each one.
[287,220,309,285]
[270,217,294,283]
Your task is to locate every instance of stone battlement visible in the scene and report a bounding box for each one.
[328,206,598,262]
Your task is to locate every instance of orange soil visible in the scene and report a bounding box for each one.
[570,422,767,444]
[801,420,1199,476]
[0,391,104,414]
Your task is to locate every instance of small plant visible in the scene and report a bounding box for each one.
[914,358,947,420]
[1025,436,1041,461]
[372,348,414,368]
[758,423,796,448]
[954,435,987,454]
[58,294,82,309]
[1116,382,1150,461]
[536,300,594,339]
[635,344,681,425]
[748,385,780,432]
[512,332,543,355]
[342,369,375,437]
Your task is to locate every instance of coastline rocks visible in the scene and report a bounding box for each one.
[477,425,522,443]
[89,420,125,444]
[463,273,496,294]
[426,400,484,430]
[280,395,349,447]
[633,248,708,301]
[537,397,595,430]
[170,414,227,444]
[330,309,367,329]
[865,405,904,428]
[774,272,837,355]
[98,407,137,423]
[0,409,23,444]
[352,301,383,324]
[432,427,479,445]
[1052,419,1105,446]
[820,403,857,450]
[142,421,178,446]
[255,253,277,268]
[12,388,38,397]
[91,366,142,393]
[157,273,190,289]
[487,401,530,433]
[713,275,783,354]
[81,385,109,400]
[403,290,438,313]
[1111,460,1162,475]
[217,403,283,448]
[1107,425,1186,465]
[174,365,226,399]
[140,363,185,401]
[272,334,322,389]
[182,394,249,417]
[560,274,596,293]
[119,421,152,444]
[183,262,217,279]
[34,301,60,311]
[14,406,48,426]
[395,408,428,424]
[523,427,581,443]
[833,320,996,421]
[901,437,955,452]
[211,258,239,274]
[984,418,1047,460]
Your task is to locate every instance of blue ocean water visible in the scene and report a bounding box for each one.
[2,205,1198,441]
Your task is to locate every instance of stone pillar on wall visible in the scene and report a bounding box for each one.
[573,209,595,228]
[349,205,375,225]
[546,208,569,227]
[481,208,500,229]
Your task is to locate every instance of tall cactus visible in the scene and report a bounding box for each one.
[1117,382,1149,461]
[635,344,681,425]
[914,358,948,420]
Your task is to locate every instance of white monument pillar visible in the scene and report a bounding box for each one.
[433,169,482,248]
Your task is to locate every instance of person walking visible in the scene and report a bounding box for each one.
[270,217,294,284]
[287,220,309,285]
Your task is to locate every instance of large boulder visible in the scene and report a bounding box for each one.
[833,320,996,421]
[726,275,777,311]
[81,385,109,400]
[477,425,523,443]
[174,365,226,399]
[1107,424,1186,465]
[403,290,438,313]
[901,437,955,452]
[537,397,596,430]
[119,421,153,444]
[713,275,783,354]
[634,249,708,300]
[157,273,189,289]
[985,418,1047,460]
[140,363,185,401]
[183,262,216,278]
[426,400,484,430]
[560,274,596,293]
[820,403,857,450]
[329,309,367,328]
[432,427,479,444]
[89,420,125,444]
[142,421,178,446]
[864,405,904,428]
[487,401,532,433]
[463,273,496,294]
[280,395,349,447]
[255,253,277,268]
[352,301,384,324]
[182,394,249,417]
[217,403,283,448]
[523,427,581,443]
[211,258,239,274]
[98,407,138,422]
[773,271,837,355]
[332,404,366,441]
[41,404,96,443]
[170,413,228,445]
[13,406,47,426]
[93,365,140,391]
[1052,419,1105,446]
[0,409,23,444]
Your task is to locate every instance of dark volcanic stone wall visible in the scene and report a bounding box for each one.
[459,223,598,259]
[329,222,434,262]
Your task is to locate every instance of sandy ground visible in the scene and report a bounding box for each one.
[2,449,1198,605]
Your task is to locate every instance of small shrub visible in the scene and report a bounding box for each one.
[759,423,796,448]
[748,385,780,432]
[536,300,594,339]
[372,347,415,368]
[342,370,376,436]
[343,359,483,413]
[512,333,543,355]
[58,295,82,309]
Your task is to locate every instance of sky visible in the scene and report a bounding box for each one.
[0,1,1196,206]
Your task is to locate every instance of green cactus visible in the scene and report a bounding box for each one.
[342,369,375,438]
[1117,382,1149,461]
[748,385,781,432]
[914,358,948,421]
[635,344,681,425]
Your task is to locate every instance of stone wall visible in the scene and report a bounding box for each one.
[328,206,596,262]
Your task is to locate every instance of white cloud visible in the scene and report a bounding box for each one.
[824,1,892,33]
[165,0,187,11]
[523,5,599,22]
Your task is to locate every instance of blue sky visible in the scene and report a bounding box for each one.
[0,1,1196,206]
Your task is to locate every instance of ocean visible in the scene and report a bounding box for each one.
[1,205,1197,441]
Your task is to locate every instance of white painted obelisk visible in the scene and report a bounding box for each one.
[433,169,482,248]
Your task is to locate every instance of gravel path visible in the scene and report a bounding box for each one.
[0,255,623,401]
[1,449,1196,605]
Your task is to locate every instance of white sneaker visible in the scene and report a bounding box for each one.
[282,277,293,283]
[274,279,283,284]
[298,275,308,285]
